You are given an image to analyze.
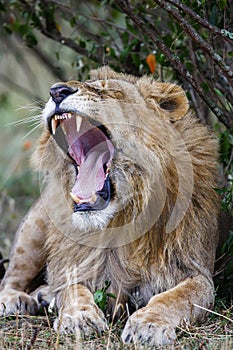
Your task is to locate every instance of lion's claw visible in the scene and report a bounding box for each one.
[0,289,38,316]
[54,306,108,337]
[122,310,176,346]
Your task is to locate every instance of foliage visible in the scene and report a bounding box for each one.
[0,0,232,128]
[94,280,116,312]
[214,127,233,301]
[219,128,233,210]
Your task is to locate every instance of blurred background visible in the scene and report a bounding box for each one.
[0,0,232,300]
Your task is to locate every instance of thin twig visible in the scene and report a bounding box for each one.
[166,0,233,44]
[193,304,233,323]
[114,0,232,129]
[153,0,233,81]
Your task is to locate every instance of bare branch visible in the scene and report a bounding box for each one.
[17,0,103,66]
[114,0,232,129]
[30,45,66,82]
[166,0,233,44]
[154,0,233,81]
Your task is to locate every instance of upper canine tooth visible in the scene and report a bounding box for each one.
[51,117,57,135]
[76,115,82,132]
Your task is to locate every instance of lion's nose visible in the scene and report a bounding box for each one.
[50,85,78,104]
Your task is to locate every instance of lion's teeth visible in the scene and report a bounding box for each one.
[67,112,72,119]
[91,192,97,203]
[51,117,57,135]
[76,115,82,132]
[70,192,80,204]
[61,123,66,134]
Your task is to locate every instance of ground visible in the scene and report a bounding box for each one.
[0,304,232,350]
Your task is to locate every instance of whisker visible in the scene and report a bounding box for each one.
[6,114,42,127]
[16,100,45,111]
[22,123,42,140]
[26,120,42,128]
[16,103,40,111]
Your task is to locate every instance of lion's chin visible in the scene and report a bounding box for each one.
[71,201,117,233]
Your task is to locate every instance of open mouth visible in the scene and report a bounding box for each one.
[48,112,114,212]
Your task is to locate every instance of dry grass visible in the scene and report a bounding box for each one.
[0,305,232,350]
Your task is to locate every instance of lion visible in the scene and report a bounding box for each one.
[0,67,219,346]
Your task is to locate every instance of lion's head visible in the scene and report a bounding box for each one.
[34,66,207,245]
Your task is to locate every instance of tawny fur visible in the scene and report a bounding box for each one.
[0,67,219,346]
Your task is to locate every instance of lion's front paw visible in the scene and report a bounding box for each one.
[0,289,38,316]
[54,303,108,337]
[122,308,176,347]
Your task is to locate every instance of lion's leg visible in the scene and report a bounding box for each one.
[0,197,48,316]
[122,274,214,346]
[54,284,108,337]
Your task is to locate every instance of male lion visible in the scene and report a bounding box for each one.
[0,67,219,346]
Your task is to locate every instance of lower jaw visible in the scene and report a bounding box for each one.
[72,174,112,212]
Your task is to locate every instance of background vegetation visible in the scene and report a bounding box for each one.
[0,0,232,348]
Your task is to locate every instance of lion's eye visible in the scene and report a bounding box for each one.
[159,99,178,111]
[101,90,124,100]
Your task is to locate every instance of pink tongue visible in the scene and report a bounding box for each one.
[61,116,114,201]
[71,145,111,200]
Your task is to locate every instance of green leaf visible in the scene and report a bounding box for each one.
[0,1,6,11]
[18,24,28,36]
[94,290,104,303]
[31,13,41,29]
[108,47,117,59]
[94,290,107,311]
[79,40,86,48]
[103,280,111,292]
[131,53,140,68]
[201,82,209,93]
[163,34,173,47]
[3,24,12,34]
[210,5,219,26]
[70,17,76,28]
[107,292,116,299]
[185,61,194,72]
[157,53,165,64]
[214,88,223,97]
[218,0,227,10]
[94,280,116,312]
[24,32,38,47]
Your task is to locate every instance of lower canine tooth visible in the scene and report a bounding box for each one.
[91,192,97,203]
[70,192,80,204]
[76,115,82,132]
[61,124,66,134]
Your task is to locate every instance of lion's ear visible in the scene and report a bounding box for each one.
[137,79,189,121]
